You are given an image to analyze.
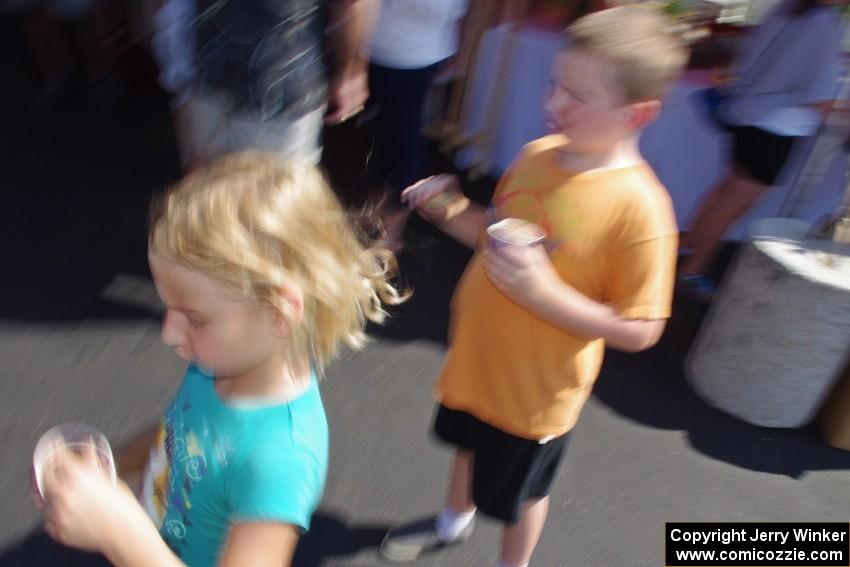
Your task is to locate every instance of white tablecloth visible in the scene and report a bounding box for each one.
[457,24,847,239]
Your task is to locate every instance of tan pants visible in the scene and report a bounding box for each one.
[173,93,324,170]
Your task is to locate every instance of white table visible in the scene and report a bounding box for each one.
[456,24,847,239]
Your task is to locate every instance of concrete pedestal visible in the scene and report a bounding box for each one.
[687,218,850,427]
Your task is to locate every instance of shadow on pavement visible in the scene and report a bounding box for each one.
[0,531,109,567]
[292,513,390,566]
[593,308,850,478]
[0,513,389,567]
[0,22,177,324]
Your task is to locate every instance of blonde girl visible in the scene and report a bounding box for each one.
[35,153,404,567]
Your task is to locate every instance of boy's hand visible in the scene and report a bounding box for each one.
[482,244,564,311]
[401,175,469,225]
[40,446,145,553]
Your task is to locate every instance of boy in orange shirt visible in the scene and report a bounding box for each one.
[380,7,688,567]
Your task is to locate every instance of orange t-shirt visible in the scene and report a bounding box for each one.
[436,135,678,440]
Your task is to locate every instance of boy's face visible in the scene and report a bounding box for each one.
[149,251,285,378]
[544,49,638,154]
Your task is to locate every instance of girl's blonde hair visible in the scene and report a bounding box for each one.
[149,152,406,372]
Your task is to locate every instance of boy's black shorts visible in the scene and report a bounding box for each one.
[433,405,569,524]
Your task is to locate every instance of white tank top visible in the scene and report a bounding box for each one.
[368,0,469,69]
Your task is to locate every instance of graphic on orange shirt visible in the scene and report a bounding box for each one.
[492,183,581,259]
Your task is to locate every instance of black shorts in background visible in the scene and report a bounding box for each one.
[729,125,799,185]
[433,405,569,524]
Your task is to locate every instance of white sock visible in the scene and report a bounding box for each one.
[435,506,476,542]
[497,562,529,567]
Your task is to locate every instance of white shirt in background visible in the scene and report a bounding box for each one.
[723,0,843,136]
[368,0,469,69]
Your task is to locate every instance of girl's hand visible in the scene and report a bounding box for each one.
[30,467,45,512]
[40,446,145,553]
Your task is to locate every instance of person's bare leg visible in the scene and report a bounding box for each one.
[446,450,475,513]
[500,497,550,566]
[679,175,726,251]
[432,449,476,543]
[680,168,768,275]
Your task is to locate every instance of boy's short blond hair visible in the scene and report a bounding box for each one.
[149,153,405,372]
[568,6,689,103]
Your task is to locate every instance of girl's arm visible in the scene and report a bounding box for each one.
[102,519,299,567]
[41,454,301,567]
[114,423,160,481]
[218,524,300,567]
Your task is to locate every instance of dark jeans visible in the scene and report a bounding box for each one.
[368,60,443,208]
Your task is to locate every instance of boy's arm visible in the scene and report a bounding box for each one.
[432,200,488,250]
[523,274,666,352]
[483,244,669,353]
[401,175,488,249]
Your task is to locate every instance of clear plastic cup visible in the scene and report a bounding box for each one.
[33,423,116,499]
[487,218,546,250]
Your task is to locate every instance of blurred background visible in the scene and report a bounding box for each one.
[1,0,849,565]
